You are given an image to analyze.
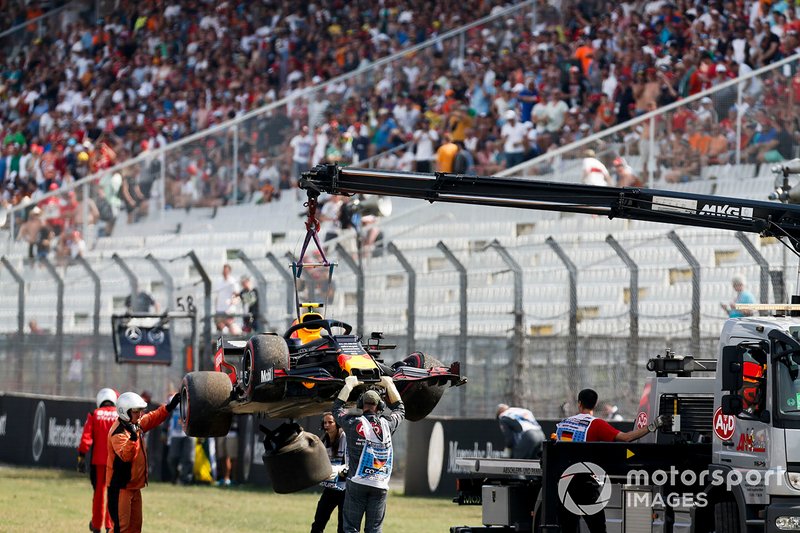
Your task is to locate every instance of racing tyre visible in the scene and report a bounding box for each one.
[396,352,447,421]
[242,334,289,402]
[181,371,233,437]
[262,422,331,494]
[713,501,741,533]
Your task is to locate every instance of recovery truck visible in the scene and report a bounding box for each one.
[299,164,800,532]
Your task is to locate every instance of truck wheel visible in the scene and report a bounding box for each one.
[181,371,233,437]
[396,352,447,421]
[242,334,289,402]
[713,501,741,533]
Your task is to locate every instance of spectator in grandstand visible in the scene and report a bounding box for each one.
[290,126,314,183]
[501,110,527,169]
[496,404,545,459]
[722,275,756,318]
[742,112,781,164]
[125,290,159,315]
[78,388,118,533]
[476,140,504,176]
[452,140,475,175]
[758,114,797,164]
[436,133,459,173]
[581,150,612,187]
[412,118,439,173]
[238,274,261,333]
[214,263,241,335]
[16,205,43,260]
[55,227,85,265]
[612,157,642,188]
[310,412,347,533]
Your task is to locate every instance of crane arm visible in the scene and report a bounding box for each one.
[299,165,800,249]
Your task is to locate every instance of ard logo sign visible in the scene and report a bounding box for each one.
[713,407,736,440]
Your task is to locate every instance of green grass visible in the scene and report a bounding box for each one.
[0,465,481,532]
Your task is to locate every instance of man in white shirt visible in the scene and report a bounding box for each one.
[412,119,439,173]
[215,264,241,334]
[582,149,613,186]
[290,125,314,181]
[501,109,528,168]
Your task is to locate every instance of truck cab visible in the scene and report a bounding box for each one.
[633,316,800,531]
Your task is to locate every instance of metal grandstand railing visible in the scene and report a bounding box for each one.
[499,53,800,188]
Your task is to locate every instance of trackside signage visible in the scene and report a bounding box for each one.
[0,393,94,468]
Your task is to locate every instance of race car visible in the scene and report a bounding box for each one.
[178,303,466,438]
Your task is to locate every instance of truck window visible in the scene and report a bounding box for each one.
[777,351,800,416]
[739,349,767,417]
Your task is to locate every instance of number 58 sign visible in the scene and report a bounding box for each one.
[175,292,197,315]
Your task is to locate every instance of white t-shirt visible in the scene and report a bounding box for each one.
[290,134,313,165]
[215,274,241,314]
[413,129,439,161]
[501,121,528,153]
[582,157,611,186]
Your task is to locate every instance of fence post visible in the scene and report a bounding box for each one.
[266,252,295,328]
[546,237,579,395]
[606,235,639,399]
[2,256,25,391]
[40,257,65,395]
[735,232,770,309]
[486,240,525,406]
[186,251,212,370]
[1,256,24,335]
[75,256,102,392]
[112,253,139,296]
[667,231,701,356]
[336,243,365,335]
[237,250,269,331]
[387,242,416,354]
[437,241,468,417]
[145,254,174,311]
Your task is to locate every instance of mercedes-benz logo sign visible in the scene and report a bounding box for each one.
[125,326,142,343]
[557,461,612,516]
[32,401,45,462]
[147,328,164,345]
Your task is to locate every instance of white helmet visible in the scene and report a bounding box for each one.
[96,388,118,408]
[116,392,148,422]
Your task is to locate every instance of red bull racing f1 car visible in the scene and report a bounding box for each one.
[179,302,466,438]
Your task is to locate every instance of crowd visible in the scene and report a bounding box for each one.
[4,0,800,247]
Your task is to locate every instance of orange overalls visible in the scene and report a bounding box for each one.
[78,405,118,532]
[106,406,168,533]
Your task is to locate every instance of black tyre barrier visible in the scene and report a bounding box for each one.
[181,371,233,437]
[261,422,332,494]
